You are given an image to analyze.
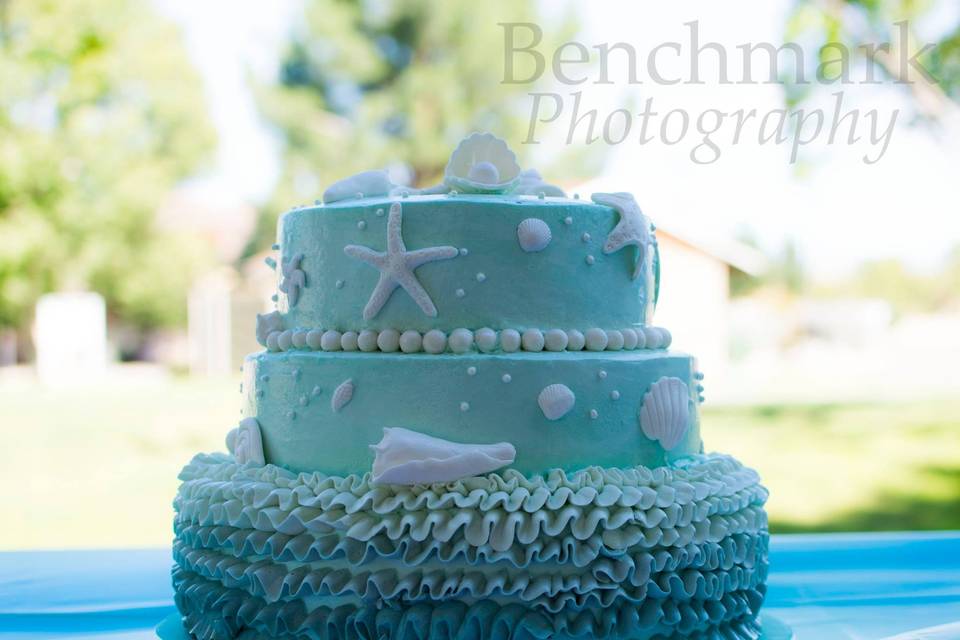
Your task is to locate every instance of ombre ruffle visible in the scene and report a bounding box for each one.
[172,452,769,639]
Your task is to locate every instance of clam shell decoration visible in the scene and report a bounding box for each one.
[538,383,575,420]
[517,218,552,252]
[444,132,522,194]
[331,378,354,412]
[226,417,265,465]
[370,427,516,485]
[255,311,283,347]
[638,377,690,451]
[323,169,395,204]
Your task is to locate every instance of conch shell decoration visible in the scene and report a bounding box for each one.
[370,427,516,485]
[226,417,265,465]
[638,377,690,451]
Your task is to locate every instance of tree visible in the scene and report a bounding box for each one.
[251,0,583,253]
[0,0,216,333]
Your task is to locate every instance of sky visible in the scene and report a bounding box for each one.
[156,0,960,281]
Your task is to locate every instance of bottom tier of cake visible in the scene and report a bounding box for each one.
[171,452,769,640]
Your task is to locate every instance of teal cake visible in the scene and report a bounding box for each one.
[170,134,770,639]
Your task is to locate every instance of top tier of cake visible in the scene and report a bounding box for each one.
[272,193,659,334]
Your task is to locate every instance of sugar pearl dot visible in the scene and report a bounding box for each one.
[305,329,323,350]
[589,409,599,419]
[277,330,293,351]
[266,332,281,351]
[357,220,366,230]
[377,328,401,352]
[475,328,497,353]
[357,330,379,352]
[287,410,297,420]
[502,374,512,383]
[564,216,573,225]
[476,272,486,282]
[500,329,521,352]
[311,385,322,396]
[467,366,477,376]
[611,390,620,400]
[455,288,466,298]
[605,330,624,351]
[321,330,342,351]
[622,328,639,350]
[598,370,608,379]
[291,367,301,380]
[335,279,345,289]
[582,232,591,243]
[299,395,308,406]
[422,329,447,354]
[566,330,586,351]
[459,247,469,256]
[449,328,474,354]
[521,329,544,352]
[341,331,359,351]
[585,255,595,265]
[544,329,568,352]
[399,330,422,353]
[376,208,384,216]
[585,328,608,351]
[460,402,470,412]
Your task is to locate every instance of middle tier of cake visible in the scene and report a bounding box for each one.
[242,350,703,476]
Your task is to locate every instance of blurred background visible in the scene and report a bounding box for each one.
[2,0,959,549]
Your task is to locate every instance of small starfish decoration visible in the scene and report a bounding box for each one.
[591,192,652,280]
[279,253,307,306]
[344,202,459,319]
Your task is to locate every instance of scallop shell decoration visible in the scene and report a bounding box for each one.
[444,132,522,194]
[255,311,283,347]
[538,383,575,420]
[331,378,355,412]
[517,218,552,252]
[323,169,395,204]
[638,377,690,451]
[370,427,516,485]
[226,417,265,465]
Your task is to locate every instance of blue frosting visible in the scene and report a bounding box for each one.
[274,195,658,331]
[242,350,701,476]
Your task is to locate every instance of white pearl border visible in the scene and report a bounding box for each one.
[264,325,672,354]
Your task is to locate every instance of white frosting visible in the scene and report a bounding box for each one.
[225,417,265,466]
[538,383,576,421]
[331,378,355,412]
[344,202,459,320]
[639,376,690,451]
[369,427,516,485]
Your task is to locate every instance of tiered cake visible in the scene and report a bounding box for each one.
[171,134,770,639]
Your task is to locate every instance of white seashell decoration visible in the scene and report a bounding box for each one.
[331,378,355,412]
[226,417,265,465]
[638,377,690,451]
[444,133,521,194]
[512,168,566,197]
[255,311,283,347]
[538,383,576,421]
[323,169,395,204]
[370,427,516,485]
[517,218,552,252]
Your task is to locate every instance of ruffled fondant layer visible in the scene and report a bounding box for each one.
[174,567,766,640]
[173,452,769,639]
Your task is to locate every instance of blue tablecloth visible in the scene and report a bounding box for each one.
[1,532,958,639]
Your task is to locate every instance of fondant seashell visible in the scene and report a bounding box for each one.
[323,169,395,204]
[538,383,575,420]
[444,132,521,194]
[255,311,283,347]
[370,427,516,485]
[638,377,690,451]
[331,378,354,412]
[226,417,265,465]
[512,168,566,197]
[517,218,552,252]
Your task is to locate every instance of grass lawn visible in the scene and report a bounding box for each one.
[4,375,959,549]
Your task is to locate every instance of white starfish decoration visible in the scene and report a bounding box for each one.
[344,202,459,319]
[279,253,307,306]
[591,192,652,280]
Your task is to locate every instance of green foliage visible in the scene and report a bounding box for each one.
[251,0,582,254]
[0,0,216,329]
